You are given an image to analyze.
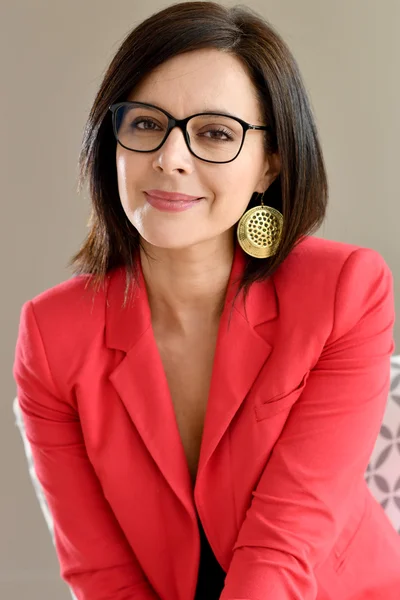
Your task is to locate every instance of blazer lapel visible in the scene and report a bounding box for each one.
[196,246,278,485]
[106,261,194,512]
[106,244,278,510]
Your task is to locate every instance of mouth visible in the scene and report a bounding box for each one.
[144,189,202,202]
[143,191,203,213]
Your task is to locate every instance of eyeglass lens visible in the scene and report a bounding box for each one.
[114,104,244,162]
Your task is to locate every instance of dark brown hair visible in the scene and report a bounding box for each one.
[70,1,328,307]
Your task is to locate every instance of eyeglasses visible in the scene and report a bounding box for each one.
[108,101,271,164]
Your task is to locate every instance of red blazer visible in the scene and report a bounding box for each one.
[13,235,400,600]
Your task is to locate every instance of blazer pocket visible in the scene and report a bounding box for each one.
[254,371,310,421]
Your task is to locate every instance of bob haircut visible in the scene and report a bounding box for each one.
[70,1,328,307]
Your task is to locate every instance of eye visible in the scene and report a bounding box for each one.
[131,118,163,131]
[201,127,234,142]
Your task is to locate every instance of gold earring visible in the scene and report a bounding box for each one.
[237,191,283,258]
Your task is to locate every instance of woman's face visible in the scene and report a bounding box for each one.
[116,48,280,251]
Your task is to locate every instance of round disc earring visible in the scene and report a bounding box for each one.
[237,191,283,258]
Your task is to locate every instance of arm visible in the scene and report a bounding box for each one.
[13,301,159,600]
[221,248,395,600]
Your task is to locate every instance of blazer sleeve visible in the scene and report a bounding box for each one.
[13,300,159,600]
[220,248,396,600]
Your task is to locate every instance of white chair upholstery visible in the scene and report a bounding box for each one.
[12,355,400,596]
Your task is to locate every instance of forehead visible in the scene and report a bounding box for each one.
[127,48,263,123]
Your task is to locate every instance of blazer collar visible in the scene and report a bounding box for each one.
[105,242,278,351]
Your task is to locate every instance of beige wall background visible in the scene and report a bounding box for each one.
[2,1,399,598]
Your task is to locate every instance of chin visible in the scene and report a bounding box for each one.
[137,229,204,251]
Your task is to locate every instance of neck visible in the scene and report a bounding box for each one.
[139,232,236,335]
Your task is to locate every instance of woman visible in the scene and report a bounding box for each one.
[13,2,400,599]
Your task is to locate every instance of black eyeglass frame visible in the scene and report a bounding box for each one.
[108,101,272,165]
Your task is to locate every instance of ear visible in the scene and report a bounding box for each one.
[255,152,281,193]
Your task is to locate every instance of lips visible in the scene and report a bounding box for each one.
[145,189,201,202]
[144,190,202,213]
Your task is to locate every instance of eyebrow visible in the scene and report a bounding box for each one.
[132,99,241,119]
[199,106,240,118]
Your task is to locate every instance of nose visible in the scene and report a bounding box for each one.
[151,125,195,174]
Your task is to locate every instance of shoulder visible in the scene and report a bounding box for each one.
[15,270,120,399]
[283,234,389,269]
[269,234,393,324]
[251,235,395,370]
[275,234,392,288]
[22,272,108,331]
[16,271,114,373]
[272,235,394,339]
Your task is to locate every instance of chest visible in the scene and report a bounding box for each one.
[154,328,219,484]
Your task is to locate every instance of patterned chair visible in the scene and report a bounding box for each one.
[12,355,400,597]
[365,355,400,534]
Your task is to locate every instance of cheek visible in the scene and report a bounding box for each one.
[115,152,144,216]
[116,153,129,194]
[214,161,260,214]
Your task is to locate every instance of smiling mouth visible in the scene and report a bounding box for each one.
[144,191,203,212]
[144,189,202,202]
